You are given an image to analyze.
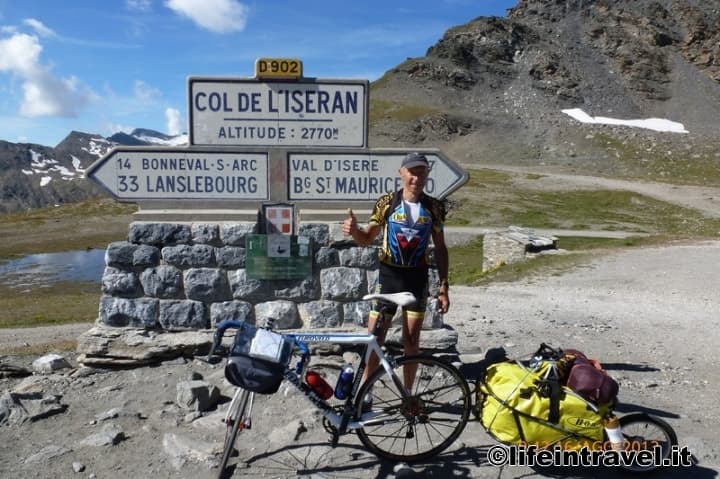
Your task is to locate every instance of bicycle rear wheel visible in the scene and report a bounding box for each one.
[218,388,252,478]
[617,413,678,473]
[355,355,471,462]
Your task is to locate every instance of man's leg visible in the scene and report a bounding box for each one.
[402,309,425,392]
[362,309,393,383]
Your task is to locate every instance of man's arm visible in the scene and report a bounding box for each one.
[342,208,381,245]
[432,228,450,314]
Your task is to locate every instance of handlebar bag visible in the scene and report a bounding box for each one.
[225,355,286,394]
[224,325,292,394]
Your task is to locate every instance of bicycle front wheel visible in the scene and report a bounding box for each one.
[616,413,678,474]
[218,388,252,478]
[355,355,471,462]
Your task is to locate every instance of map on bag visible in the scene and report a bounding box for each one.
[249,329,286,363]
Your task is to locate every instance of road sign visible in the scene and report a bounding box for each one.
[255,58,302,79]
[287,150,468,200]
[86,147,269,201]
[189,77,368,148]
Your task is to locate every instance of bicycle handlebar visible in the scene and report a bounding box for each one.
[208,320,311,369]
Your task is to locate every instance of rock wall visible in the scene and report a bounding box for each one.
[482,226,558,272]
[99,222,445,333]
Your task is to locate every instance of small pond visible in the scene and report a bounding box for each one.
[0,249,106,287]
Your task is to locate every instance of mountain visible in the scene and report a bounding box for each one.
[107,129,188,146]
[2,0,720,213]
[368,0,720,176]
[0,129,187,213]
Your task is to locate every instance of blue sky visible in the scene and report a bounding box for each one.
[0,0,516,147]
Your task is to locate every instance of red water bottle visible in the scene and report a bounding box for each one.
[305,370,333,400]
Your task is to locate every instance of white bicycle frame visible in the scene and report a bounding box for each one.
[222,292,417,432]
[286,330,402,431]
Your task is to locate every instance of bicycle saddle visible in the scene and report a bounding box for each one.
[362,292,417,307]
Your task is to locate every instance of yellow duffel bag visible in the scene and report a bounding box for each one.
[477,361,608,450]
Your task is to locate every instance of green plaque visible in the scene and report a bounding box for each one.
[246,234,313,279]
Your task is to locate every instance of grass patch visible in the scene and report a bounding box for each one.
[0,198,135,259]
[368,99,441,124]
[0,281,99,328]
[449,168,720,236]
[593,133,720,186]
[1,340,77,356]
[447,237,485,285]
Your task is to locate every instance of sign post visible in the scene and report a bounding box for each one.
[86,57,468,222]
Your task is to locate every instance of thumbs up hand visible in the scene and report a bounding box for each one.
[342,208,357,237]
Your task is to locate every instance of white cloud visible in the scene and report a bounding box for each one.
[103,122,134,136]
[126,0,152,11]
[0,31,96,118]
[20,73,95,117]
[165,0,248,33]
[22,19,56,37]
[165,107,182,135]
[0,33,43,75]
[134,80,161,103]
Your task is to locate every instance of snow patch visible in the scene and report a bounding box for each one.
[29,149,59,169]
[71,156,86,174]
[82,138,112,157]
[562,108,688,133]
[51,165,75,177]
[40,176,52,187]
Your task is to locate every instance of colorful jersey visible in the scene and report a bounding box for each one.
[369,190,445,268]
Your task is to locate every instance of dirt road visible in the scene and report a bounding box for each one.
[480,164,720,218]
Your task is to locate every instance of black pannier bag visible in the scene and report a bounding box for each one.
[224,324,292,394]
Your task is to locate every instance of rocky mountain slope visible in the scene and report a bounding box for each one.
[369,0,720,173]
[2,0,719,213]
[0,130,186,214]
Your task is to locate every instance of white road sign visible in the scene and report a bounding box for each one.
[189,77,368,148]
[287,150,468,200]
[86,148,269,200]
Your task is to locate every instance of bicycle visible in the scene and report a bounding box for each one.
[208,292,472,477]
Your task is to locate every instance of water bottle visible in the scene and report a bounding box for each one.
[603,415,624,450]
[334,364,355,400]
[305,370,333,400]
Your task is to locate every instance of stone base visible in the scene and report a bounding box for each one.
[76,326,213,367]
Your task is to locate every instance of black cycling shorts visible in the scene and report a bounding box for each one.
[372,263,429,314]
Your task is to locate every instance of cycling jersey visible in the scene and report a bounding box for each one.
[369,190,445,268]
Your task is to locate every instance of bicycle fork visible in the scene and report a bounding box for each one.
[224,390,254,430]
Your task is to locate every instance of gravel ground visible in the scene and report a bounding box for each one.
[1,239,718,479]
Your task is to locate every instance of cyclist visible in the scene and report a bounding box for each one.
[342,152,450,395]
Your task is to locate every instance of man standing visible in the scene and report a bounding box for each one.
[342,152,450,391]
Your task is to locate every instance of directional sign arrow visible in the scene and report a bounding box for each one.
[287,149,468,200]
[86,147,269,201]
